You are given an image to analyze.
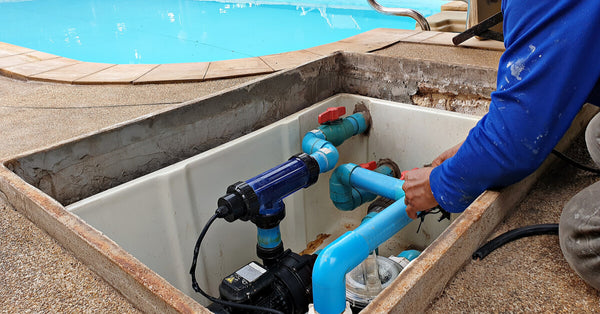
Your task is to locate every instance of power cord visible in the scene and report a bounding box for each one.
[472,224,559,260]
[552,149,600,175]
[189,207,284,314]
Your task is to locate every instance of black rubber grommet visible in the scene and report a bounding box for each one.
[227,181,259,221]
[252,208,286,229]
[290,153,320,186]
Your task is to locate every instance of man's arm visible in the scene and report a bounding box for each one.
[407,0,600,215]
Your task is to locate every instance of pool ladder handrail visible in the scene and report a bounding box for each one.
[367,0,431,31]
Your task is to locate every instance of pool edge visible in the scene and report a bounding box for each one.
[0,29,504,85]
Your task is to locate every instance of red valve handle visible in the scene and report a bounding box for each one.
[318,106,346,124]
[359,161,377,171]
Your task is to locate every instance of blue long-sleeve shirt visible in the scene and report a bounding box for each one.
[430,0,600,213]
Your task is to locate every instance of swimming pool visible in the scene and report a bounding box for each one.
[0,0,445,64]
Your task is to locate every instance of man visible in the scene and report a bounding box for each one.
[401,0,600,289]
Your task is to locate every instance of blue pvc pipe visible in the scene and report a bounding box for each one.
[317,113,368,147]
[312,199,413,314]
[330,164,396,211]
[330,164,405,211]
[303,131,340,173]
[348,165,405,200]
[302,112,369,173]
[257,226,282,249]
[398,249,421,261]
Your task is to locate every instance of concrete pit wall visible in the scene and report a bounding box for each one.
[2,51,585,313]
[7,52,497,206]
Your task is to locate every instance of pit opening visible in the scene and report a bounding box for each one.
[64,94,478,308]
[7,52,578,313]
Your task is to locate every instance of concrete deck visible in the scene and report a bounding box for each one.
[1,33,598,312]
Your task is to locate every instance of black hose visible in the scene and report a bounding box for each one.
[552,149,600,175]
[190,208,284,314]
[472,224,559,260]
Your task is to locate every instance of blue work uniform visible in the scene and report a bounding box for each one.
[430,0,600,213]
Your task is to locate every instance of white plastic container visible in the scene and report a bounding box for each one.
[67,93,479,304]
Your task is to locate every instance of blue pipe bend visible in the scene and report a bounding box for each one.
[330,164,396,211]
[329,163,405,211]
[312,199,413,314]
[302,112,369,173]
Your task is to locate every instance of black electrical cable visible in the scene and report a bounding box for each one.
[472,224,559,260]
[552,149,600,175]
[190,208,285,314]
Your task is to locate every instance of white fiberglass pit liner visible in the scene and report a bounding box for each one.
[67,93,479,304]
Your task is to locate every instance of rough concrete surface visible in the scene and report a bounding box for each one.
[374,42,502,69]
[0,75,262,159]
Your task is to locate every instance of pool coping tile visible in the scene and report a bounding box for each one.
[0,42,34,57]
[402,31,443,43]
[74,64,159,84]
[30,62,117,84]
[441,0,468,11]
[259,50,321,71]
[133,62,210,84]
[204,57,274,80]
[304,41,367,56]
[2,57,81,80]
[423,32,458,46]
[0,51,61,69]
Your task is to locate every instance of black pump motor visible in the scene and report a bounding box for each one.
[207,249,316,314]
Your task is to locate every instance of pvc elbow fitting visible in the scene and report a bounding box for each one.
[302,131,340,173]
[312,199,413,314]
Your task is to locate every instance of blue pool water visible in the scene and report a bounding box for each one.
[0,0,445,64]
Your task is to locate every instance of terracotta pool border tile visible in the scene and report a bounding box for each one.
[203,57,274,81]
[0,42,34,57]
[73,64,160,85]
[259,50,321,71]
[339,28,415,48]
[423,32,458,46]
[0,51,61,69]
[402,30,443,43]
[30,62,118,84]
[0,29,505,85]
[2,57,81,80]
[133,62,210,84]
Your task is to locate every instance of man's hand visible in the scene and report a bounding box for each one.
[402,141,464,219]
[402,167,437,219]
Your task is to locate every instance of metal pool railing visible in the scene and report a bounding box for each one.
[366,0,431,31]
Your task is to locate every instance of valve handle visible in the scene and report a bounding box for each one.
[318,106,346,124]
[359,161,377,171]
